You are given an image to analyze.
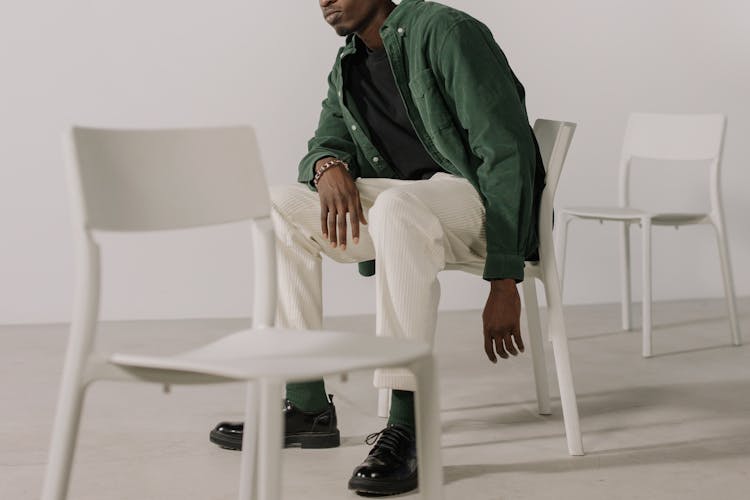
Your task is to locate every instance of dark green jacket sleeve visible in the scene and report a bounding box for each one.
[431,19,538,282]
[298,56,358,190]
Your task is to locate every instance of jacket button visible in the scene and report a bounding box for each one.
[397,27,405,35]
[351,125,357,131]
[372,156,379,163]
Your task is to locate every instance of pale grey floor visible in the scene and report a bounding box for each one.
[2,298,749,500]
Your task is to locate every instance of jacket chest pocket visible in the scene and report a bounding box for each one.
[408,69,453,132]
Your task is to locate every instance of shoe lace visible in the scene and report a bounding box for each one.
[365,425,412,454]
[311,410,330,430]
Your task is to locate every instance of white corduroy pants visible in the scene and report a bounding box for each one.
[270,173,487,391]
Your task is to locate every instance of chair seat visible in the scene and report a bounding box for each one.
[651,213,709,225]
[110,328,430,382]
[562,206,708,225]
[562,206,645,220]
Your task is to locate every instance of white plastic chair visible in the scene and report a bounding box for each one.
[42,126,444,500]
[377,119,584,457]
[557,113,741,357]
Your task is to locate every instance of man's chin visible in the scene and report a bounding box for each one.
[332,25,353,37]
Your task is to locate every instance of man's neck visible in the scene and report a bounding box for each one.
[356,1,396,50]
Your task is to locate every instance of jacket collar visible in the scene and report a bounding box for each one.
[340,0,420,58]
[381,0,420,32]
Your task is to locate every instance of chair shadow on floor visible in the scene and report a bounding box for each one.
[341,380,750,464]
[443,432,750,484]
[443,376,749,420]
[438,378,750,479]
[450,379,750,422]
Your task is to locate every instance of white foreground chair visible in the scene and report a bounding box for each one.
[557,113,741,357]
[42,126,443,500]
[377,119,584,457]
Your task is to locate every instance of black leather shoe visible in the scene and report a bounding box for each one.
[209,395,340,450]
[348,424,417,496]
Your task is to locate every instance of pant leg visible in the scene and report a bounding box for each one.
[269,179,404,330]
[369,173,487,391]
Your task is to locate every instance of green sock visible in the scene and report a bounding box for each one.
[285,380,329,412]
[387,390,415,432]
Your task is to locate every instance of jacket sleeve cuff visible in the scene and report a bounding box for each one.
[298,155,321,191]
[482,252,525,282]
[299,164,317,191]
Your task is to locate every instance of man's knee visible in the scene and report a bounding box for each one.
[368,188,417,232]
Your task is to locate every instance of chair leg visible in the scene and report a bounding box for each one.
[521,278,551,415]
[541,264,584,456]
[377,388,391,418]
[641,219,653,357]
[257,379,284,500]
[713,220,742,346]
[238,381,259,500]
[620,221,633,331]
[411,357,444,500]
[41,380,88,500]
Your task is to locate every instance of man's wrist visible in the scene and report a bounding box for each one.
[313,158,349,187]
[489,278,515,291]
[314,156,337,174]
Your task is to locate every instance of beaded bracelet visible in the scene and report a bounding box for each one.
[313,158,349,187]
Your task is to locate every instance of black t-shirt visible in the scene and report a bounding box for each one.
[347,42,444,180]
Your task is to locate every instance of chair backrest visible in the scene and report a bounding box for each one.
[534,118,576,295]
[534,119,577,207]
[65,125,277,329]
[534,119,576,265]
[447,119,576,276]
[617,113,726,209]
[66,126,271,232]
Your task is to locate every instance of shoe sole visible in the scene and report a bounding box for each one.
[286,430,341,449]
[347,470,418,496]
[209,429,340,451]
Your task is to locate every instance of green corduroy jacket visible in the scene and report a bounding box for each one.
[298,0,545,281]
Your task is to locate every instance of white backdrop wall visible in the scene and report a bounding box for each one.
[1,0,748,324]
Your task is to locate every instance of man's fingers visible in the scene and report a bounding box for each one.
[327,204,338,247]
[320,205,329,240]
[483,333,497,363]
[513,330,525,353]
[348,200,360,243]
[336,202,348,249]
[322,194,361,249]
[494,333,509,359]
[336,212,347,248]
[504,333,518,356]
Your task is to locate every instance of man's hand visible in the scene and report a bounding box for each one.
[482,278,524,363]
[315,157,367,250]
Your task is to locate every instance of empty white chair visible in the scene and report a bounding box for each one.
[378,119,585,457]
[42,126,444,500]
[557,113,741,357]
